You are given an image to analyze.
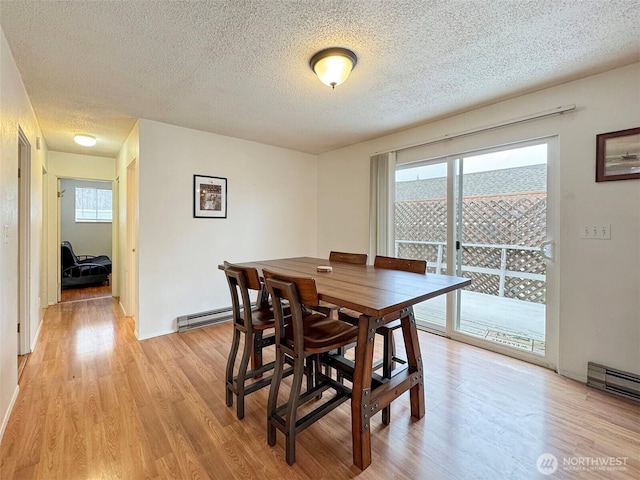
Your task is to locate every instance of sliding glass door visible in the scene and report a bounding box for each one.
[454,143,548,354]
[395,139,555,362]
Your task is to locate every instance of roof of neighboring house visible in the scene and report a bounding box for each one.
[396,164,546,201]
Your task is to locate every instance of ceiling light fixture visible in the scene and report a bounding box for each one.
[310,47,357,89]
[74,134,96,147]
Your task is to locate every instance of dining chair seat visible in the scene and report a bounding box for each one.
[284,312,360,353]
[240,304,280,328]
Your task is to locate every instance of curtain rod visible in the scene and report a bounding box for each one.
[374,104,576,155]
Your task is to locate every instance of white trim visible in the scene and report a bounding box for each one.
[0,386,20,444]
[557,369,587,383]
[30,318,43,351]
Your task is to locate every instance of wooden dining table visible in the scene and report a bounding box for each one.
[231,256,471,470]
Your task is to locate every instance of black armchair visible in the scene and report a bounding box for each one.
[61,240,112,288]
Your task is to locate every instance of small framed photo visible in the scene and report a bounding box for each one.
[596,127,640,182]
[194,175,227,218]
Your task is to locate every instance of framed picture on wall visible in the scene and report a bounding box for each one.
[193,175,227,218]
[596,127,640,182]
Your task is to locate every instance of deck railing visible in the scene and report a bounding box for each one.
[395,240,546,304]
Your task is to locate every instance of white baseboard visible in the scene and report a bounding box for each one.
[0,385,20,445]
[30,318,43,352]
[557,369,587,383]
[136,327,176,341]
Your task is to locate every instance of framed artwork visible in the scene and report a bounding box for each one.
[193,175,227,218]
[596,127,640,182]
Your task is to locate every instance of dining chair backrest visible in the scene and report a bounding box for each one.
[329,251,368,265]
[223,261,262,290]
[374,255,427,274]
[262,269,320,308]
[223,261,264,327]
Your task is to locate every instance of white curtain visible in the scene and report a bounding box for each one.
[369,151,396,260]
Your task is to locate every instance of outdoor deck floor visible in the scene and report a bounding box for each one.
[414,290,546,354]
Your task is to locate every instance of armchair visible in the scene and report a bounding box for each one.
[61,240,112,288]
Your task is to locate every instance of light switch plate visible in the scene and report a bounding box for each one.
[579,224,611,240]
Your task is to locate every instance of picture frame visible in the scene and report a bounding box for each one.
[193,175,227,218]
[596,127,640,182]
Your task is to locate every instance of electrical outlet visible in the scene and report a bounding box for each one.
[579,224,611,240]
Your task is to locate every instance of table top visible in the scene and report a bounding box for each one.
[232,256,471,318]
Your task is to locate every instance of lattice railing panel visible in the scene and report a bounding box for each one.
[464,272,500,297]
[506,249,546,275]
[396,193,546,247]
[461,194,546,246]
[461,246,501,269]
[395,192,547,304]
[505,277,546,304]
[395,200,447,242]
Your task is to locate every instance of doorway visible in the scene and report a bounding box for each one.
[59,178,114,303]
[17,128,31,377]
[395,138,557,366]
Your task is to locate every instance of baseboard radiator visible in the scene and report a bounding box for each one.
[177,306,235,332]
[587,362,640,402]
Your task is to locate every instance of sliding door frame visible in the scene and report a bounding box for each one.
[395,136,559,370]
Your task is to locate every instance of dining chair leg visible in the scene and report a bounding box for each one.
[225,327,241,408]
[252,329,264,378]
[235,329,253,420]
[382,331,395,378]
[304,356,314,393]
[336,346,345,384]
[267,346,286,447]
[285,355,305,465]
[381,330,395,425]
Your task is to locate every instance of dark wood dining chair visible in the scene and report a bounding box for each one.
[339,254,427,424]
[223,261,290,420]
[329,250,368,265]
[264,269,358,465]
[317,251,368,318]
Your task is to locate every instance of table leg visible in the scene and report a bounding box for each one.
[351,314,377,470]
[400,307,425,419]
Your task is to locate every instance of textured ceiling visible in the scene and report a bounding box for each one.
[1,1,638,157]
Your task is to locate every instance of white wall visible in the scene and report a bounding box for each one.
[317,63,640,381]
[60,179,113,258]
[0,27,47,442]
[46,152,116,304]
[136,119,318,339]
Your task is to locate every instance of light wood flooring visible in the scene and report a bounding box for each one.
[1,297,638,479]
[60,283,111,303]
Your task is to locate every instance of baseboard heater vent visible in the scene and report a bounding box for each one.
[587,362,640,402]
[177,306,236,332]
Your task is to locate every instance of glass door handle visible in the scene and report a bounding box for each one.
[540,239,555,262]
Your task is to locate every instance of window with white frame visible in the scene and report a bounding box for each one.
[75,187,112,222]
